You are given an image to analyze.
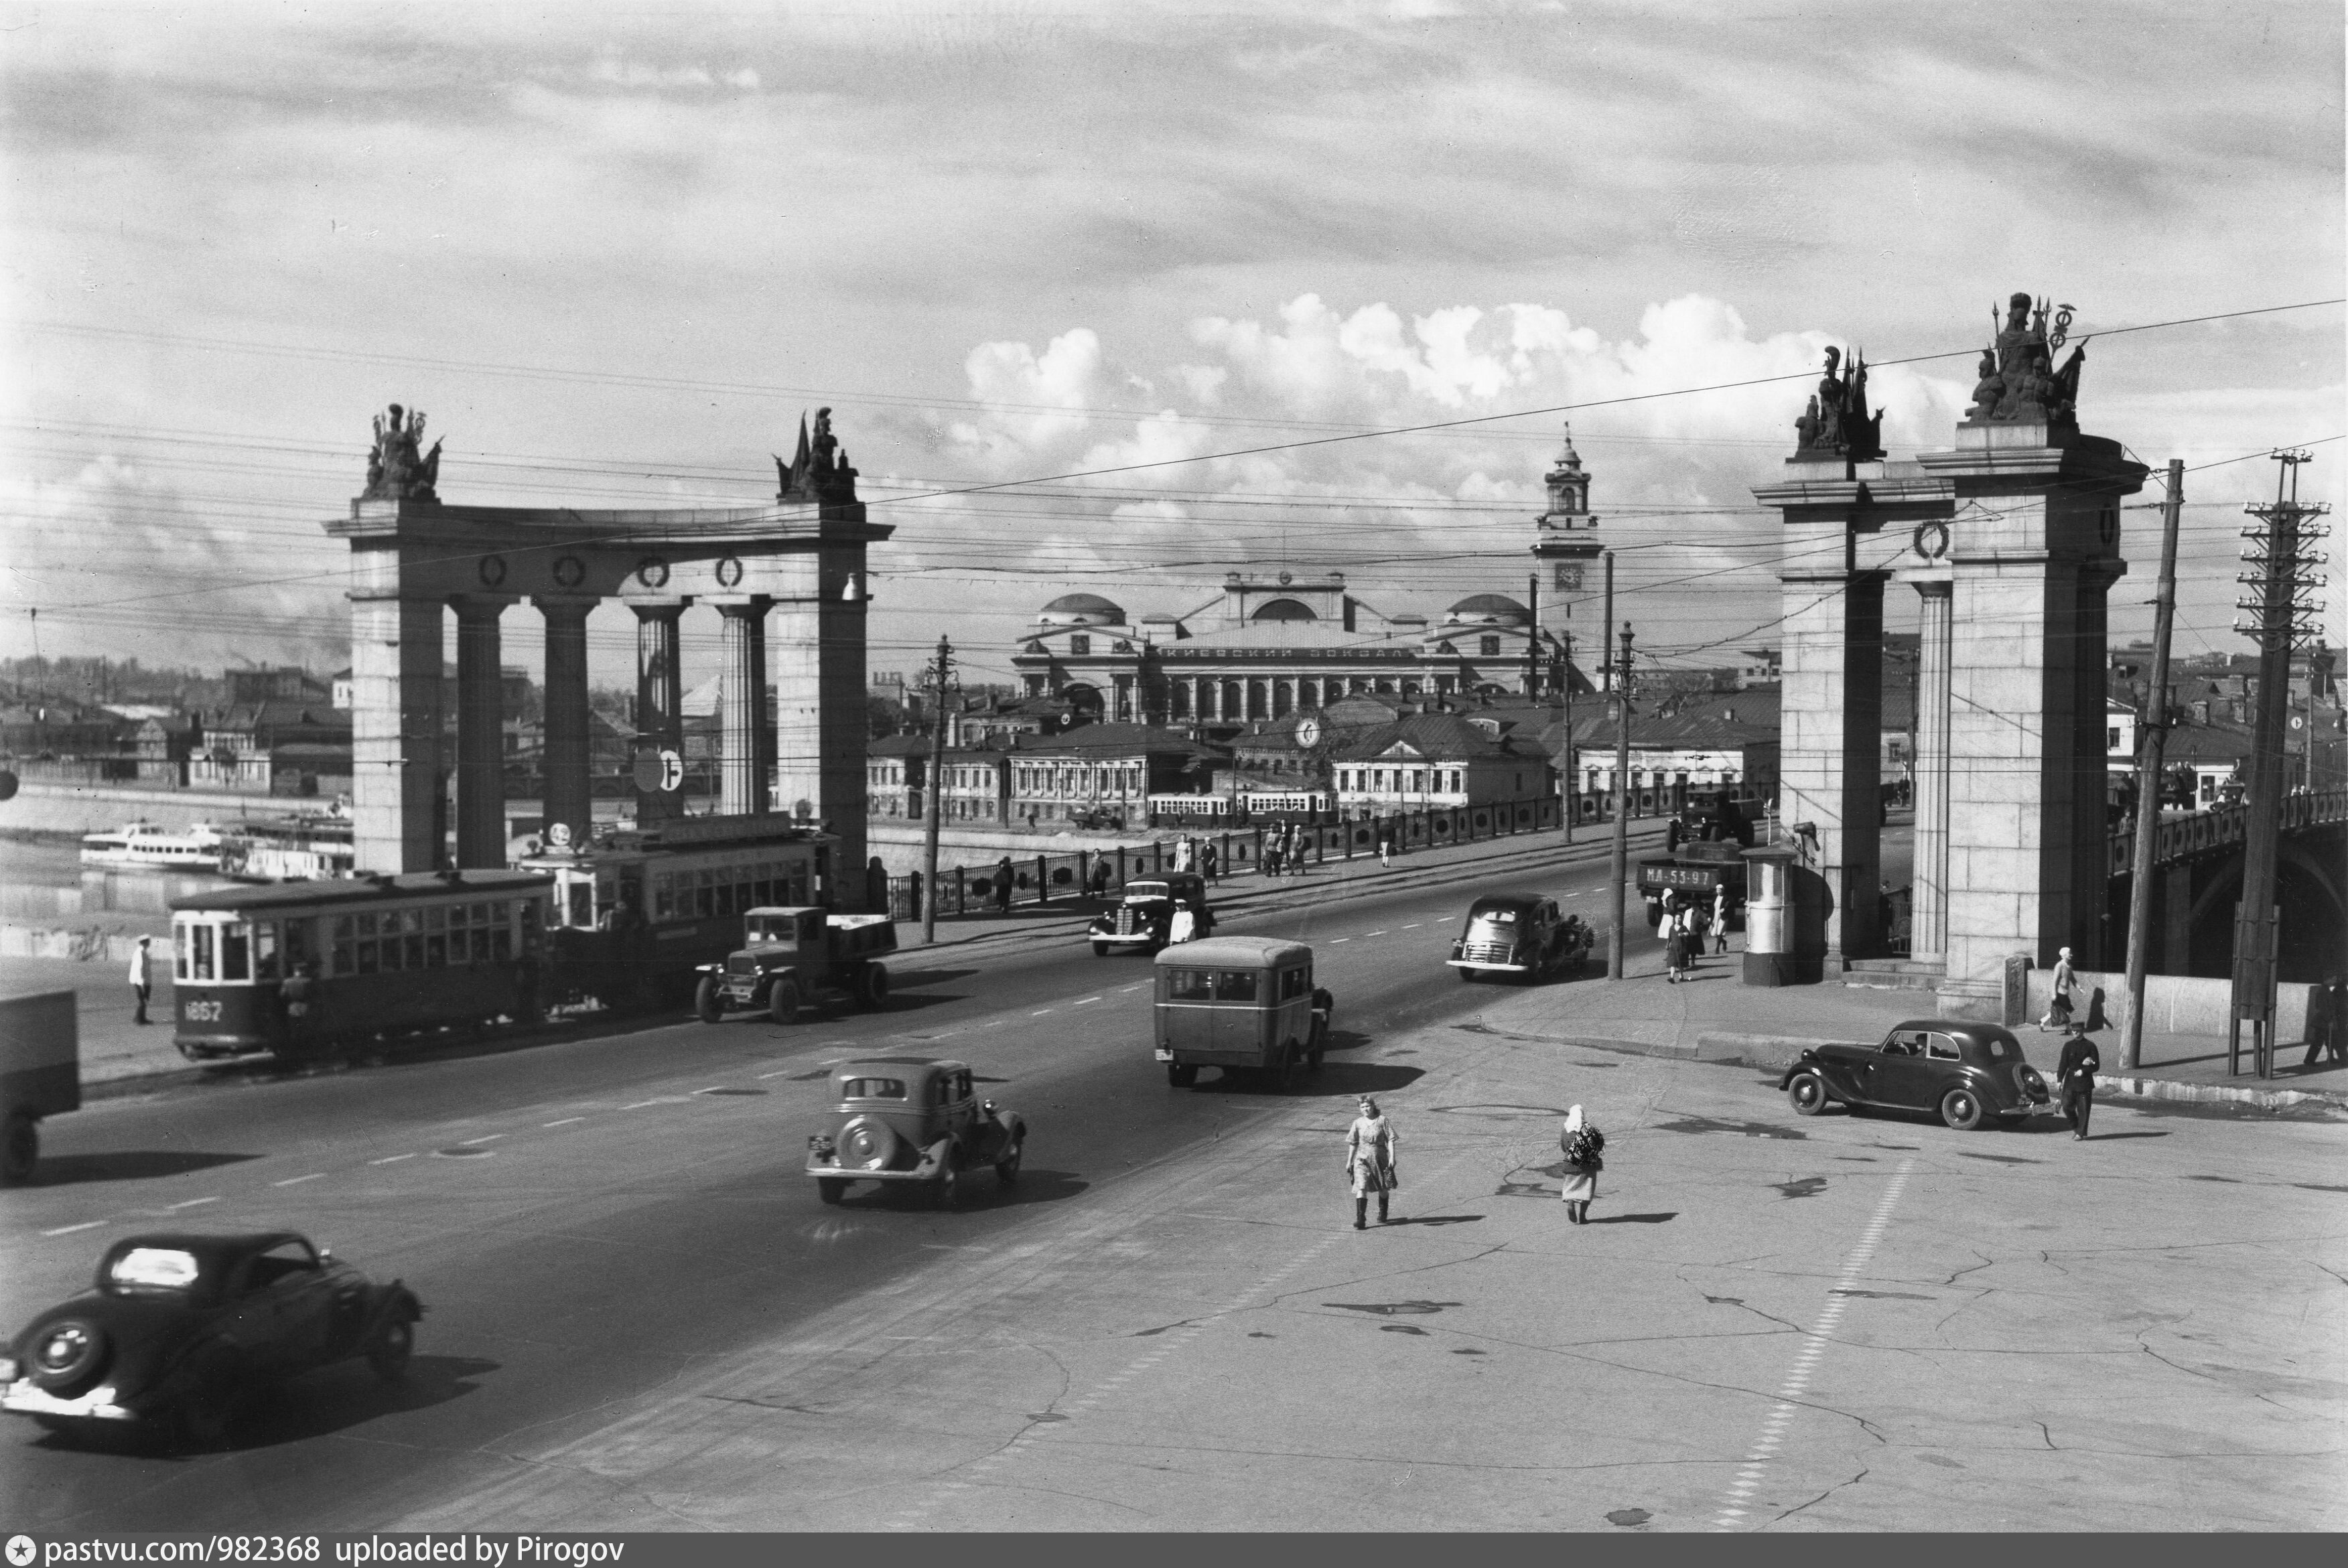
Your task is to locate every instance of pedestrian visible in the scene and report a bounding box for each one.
[992,856,1014,914]
[1202,842,1219,882]
[1310,984,1334,1050]
[1088,856,1111,900]
[1712,883,1730,955]
[1263,839,1283,878]
[128,934,153,1025]
[2056,1026,2101,1140]
[908,869,924,920]
[1559,1105,1604,1224]
[2041,946,2077,1031]
[1344,1096,1397,1228]
[2304,974,2345,1068]
[1168,899,1196,945]
[280,958,318,1048]
[1377,825,1393,867]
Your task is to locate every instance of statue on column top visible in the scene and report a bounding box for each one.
[1791,345,1884,462]
[1965,292,2088,427]
[362,403,443,502]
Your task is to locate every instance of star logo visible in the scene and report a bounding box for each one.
[8,1535,38,1567]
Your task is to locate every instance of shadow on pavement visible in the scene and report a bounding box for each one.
[35,1355,500,1459]
[1186,1062,1427,1098]
[24,1150,263,1186]
[833,1168,1089,1212]
[1586,1212,1677,1224]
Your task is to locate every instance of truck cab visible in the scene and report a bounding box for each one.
[694,906,896,1025]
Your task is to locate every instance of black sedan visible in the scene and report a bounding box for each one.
[1779,1020,2051,1130]
[1,1231,423,1447]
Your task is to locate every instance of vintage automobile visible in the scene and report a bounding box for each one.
[694,906,895,1024]
[1446,894,1587,983]
[804,1057,1026,1208]
[1154,935,1324,1088]
[0,1231,423,1447]
[1779,1019,2051,1130]
[1088,873,1217,957]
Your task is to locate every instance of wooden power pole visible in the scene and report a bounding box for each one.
[2122,459,2184,1070]
[919,637,955,946]
[1607,619,1634,982]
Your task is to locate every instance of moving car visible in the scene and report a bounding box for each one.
[1446,894,1587,983]
[805,1058,1025,1208]
[1088,873,1216,957]
[1,1232,423,1447]
[1154,935,1324,1088]
[1779,1020,2051,1130]
[695,906,896,1024]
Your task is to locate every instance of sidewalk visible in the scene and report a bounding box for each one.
[1476,942,2348,1114]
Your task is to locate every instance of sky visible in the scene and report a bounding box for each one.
[2,0,2341,701]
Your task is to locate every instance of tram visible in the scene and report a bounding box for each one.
[516,814,835,1011]
[169,869,554,1062]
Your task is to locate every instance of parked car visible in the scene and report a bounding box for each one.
[1088,873,1216,957]
[1446,894,1587,983]
[804,1057,1025,1208]
[0,1231,423,1447]
[695,906,896,1024]
[1154,935,1324,1089]
[1779,1020,2051,1130]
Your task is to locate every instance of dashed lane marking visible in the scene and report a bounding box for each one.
[543,1118,585,1127]
[756,1069,795,1078]
[1331,937,1351,943]
[369,1153,416,1165]
[273,1173,325,1187]
[1401,924,1424,930]
[462,1133,507,1144]
[1365,930,1388,937]
[1075,996,1102,1005]
[168,1196,221,1208]
[42,1222,105,1236]
[621,1096,693,1110]
[1031,1009,1052,1016]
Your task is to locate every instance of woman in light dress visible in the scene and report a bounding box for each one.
[1345,1096,1398,1229]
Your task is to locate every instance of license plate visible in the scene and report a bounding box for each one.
[1154,1049,1174,1062]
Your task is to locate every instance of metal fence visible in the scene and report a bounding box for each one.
[883,794,1566,920]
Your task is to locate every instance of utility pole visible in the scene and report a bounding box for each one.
[1526,572,1541,699]
[1599,551,1615,695]
[2229,451,2329,1077]
[919,636,955,946]
[2122,459,2184,1070]
[1561,629,1576,845]
[1607,620,1634,982]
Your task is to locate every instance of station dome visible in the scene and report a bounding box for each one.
[1036,593,1127,628]
[1444,593,1531,626]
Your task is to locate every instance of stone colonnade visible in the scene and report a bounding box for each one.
[1753,421,2145,1015]
[332,490,890,902]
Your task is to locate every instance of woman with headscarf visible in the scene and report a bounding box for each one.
[1559,1104,1604,1224]
[1344,1096,1398,1229]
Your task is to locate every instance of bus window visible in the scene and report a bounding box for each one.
[254,921,279,980]
[190,924,216,983]
[1166,969,1213,1001]
[1279,967,1307,1001]
[567,881,593,929]
[1216,971,1259,1003]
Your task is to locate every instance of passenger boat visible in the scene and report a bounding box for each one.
[217,808,358,882]
[78,821,226,869]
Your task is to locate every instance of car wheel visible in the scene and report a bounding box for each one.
[995,1140,1023,1185]
[1,1113,37,1184]
[816,1178,846,1205]
[694,975,723,1024]
[857,965,890,1010]
[1167,1063,1198,1088]
[768,979,803,1025]
[367,1314,415,1384]
[1940,1087,1986,1131]
[838,1116,900,1171]
[933,1150,961,1210]
[1785,1070,1830,1117]
[30,1318,108,1396]
[1092,942,1111,958]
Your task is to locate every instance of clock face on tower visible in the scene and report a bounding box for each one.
[1294,717,1322,750]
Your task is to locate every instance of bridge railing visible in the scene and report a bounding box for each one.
[2108,785,2348,879]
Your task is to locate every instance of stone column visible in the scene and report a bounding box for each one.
[1777,562,1888,965]
[350,593,445,873]
[452,595,511,869]
[717,599,771,816]
[537,597,595,847]
[630,601,687,824]
[1908,578,1953,963]
[1921,427,2146,1016]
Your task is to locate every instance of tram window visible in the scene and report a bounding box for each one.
[254,921,279,980]
[425,930,446,968]
[175,928,190,981]
[492,906,513,959]
[330,916,353,977]
[717,879,738,918]
[695,869,715,918]
[190,924,215,983]
[567,883,593,929]
[402,909,425,969]
[426,905,446,934]
[653,874,673,921]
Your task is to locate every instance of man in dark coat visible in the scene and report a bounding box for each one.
[991,857,1014,914]
[2057,1028,2101,1141]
